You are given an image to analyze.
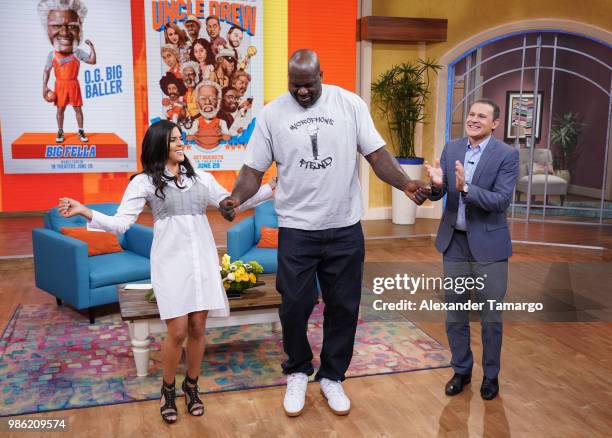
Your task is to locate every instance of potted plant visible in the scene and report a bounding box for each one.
[371,59,441,224]
[550,111,584,183]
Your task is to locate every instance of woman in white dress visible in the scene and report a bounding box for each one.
[57,120,273,423]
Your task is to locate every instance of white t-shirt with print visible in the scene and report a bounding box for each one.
[245,84,385,230]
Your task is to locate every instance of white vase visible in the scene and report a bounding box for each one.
[392,158,424,225]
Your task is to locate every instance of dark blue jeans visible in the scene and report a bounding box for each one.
[443,230,508,379]
[276,222,365,381]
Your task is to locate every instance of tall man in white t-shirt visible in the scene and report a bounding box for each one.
[220,49,430,417]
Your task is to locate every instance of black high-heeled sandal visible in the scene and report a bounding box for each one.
[182,374,205,416]
[160,380,178,423]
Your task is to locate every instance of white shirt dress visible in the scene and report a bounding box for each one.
[89,168,272,320]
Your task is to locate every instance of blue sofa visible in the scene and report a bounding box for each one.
[32,203,152,323]
[227,200,278,273]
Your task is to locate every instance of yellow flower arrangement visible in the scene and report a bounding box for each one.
[220,254,264,293]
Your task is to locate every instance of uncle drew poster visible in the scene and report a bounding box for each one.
[145,0,264,170]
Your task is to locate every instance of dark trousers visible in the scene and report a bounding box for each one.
[276,222,365,381]
[443,230,508,379]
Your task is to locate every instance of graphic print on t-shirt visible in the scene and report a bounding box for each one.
[307,124,319,160]
[288,116,334,170]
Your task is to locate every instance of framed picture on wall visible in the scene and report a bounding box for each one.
[505,91,544,143]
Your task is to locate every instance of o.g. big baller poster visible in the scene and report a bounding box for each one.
[0,0,137,173]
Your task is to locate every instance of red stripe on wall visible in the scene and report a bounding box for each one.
[0,123,4,209]
[288,0,357,91]
[130,0,149,172]
[1,170,84,212]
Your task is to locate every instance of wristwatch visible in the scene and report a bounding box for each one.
[461,183,469,196]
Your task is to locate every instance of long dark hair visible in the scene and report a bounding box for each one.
[132,120,196,199]
[189,38,215,66]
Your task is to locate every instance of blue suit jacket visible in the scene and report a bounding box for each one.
[429,136,519,262]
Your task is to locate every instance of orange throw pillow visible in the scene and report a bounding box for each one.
[257,226,278,248]
[60,227,123,256]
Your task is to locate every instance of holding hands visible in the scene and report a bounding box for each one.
[219,177,277,222]
[404,180,431,206]
[219,196,239,222]
[58,198,93,220]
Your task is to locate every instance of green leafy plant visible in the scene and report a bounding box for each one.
[550,112,584,170]
[371,59,441,158]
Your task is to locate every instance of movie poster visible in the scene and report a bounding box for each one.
[0,0,137,174]
[145,0,264,170]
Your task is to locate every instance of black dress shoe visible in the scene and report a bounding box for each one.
[480,377,499,400]
[445,373,472,396]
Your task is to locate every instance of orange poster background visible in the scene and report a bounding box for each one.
[0,0,357,212]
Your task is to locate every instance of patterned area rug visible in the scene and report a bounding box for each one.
[0,294,449,416]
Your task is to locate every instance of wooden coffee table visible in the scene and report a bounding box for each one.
[118,274,280,377]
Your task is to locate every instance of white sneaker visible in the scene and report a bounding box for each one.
[320,378,351,415]
[283,372,308,417]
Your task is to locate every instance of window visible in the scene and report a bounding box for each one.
[447,31,612,225]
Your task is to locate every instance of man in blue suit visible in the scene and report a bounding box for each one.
[425,99,519,400]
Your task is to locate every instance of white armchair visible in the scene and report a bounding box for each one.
[516,148,568,205]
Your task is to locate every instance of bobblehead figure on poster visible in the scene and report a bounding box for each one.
[38,0,96,144]
[186,81,231,150]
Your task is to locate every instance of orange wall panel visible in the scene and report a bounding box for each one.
[288,0,357,91]
[2,173,84,212]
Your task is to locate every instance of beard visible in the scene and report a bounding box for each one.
[184,78,195,87]
[199,105,219,120]
[53,37,79,53]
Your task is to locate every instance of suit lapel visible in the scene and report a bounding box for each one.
[471,137,499,185]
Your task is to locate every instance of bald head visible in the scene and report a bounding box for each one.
[289,49,320,74]
[288,49,323,108]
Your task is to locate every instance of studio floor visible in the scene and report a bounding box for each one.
[0,215,611,437]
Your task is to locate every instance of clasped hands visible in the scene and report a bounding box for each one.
[219,196,238,221]
[423,159,466,192]
[404,180,430,205]
[218,176,277,222]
